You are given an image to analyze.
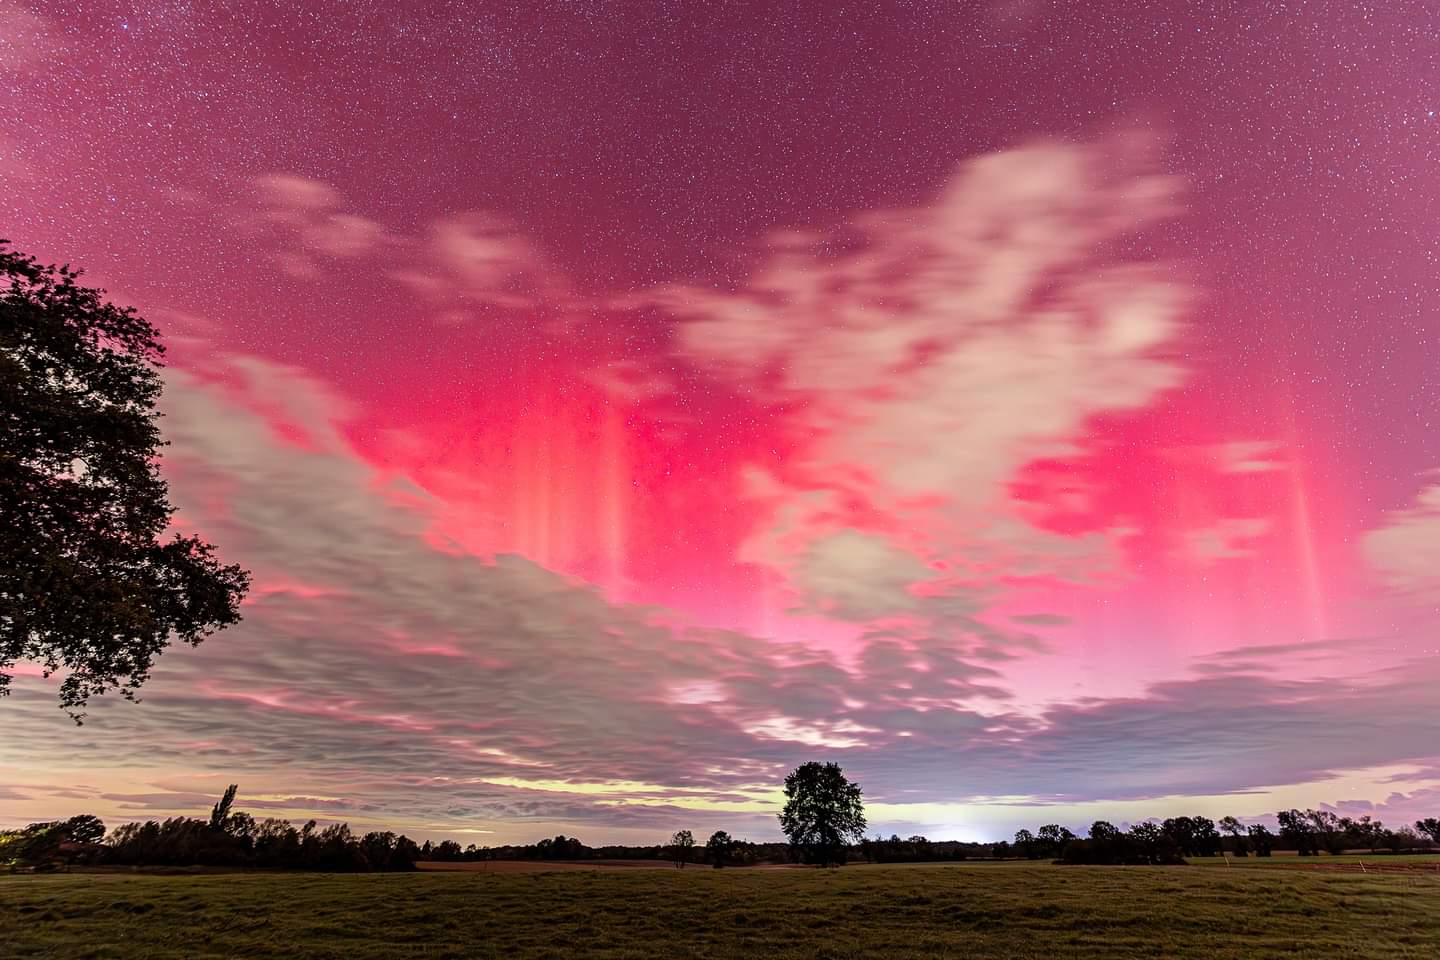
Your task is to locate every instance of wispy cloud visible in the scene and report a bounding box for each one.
[1365,472,1440,606]
[236,173,561,307]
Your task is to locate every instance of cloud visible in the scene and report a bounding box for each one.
[2,351,1437,842]
[1177,517,1271,565]
[1210,441,1284,474]
[620,137,1188,650]
[242,174,387,278]
[790,530,939,622]
[420,212,554,308]
[1364,474,1440,606]
[1320,785,1440,827]
[240,173,558,306]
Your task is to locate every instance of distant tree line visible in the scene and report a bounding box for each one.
[6,771,1440,874]
[414,833,796,867]
[1001,811,1440,866]
[1,785,418,872]
[860,835,990,863]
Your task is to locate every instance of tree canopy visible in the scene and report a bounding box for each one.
[1,241,249,718]
[669,829,695,868]
[705,830,733,868]
[778,761,867,866]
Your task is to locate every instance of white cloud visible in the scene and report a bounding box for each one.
[791,530,938,621]
[240,175,555,306]
[426,212,553,307]
[1365,475,1440,605]
[636,138,1189,637]
[245,174,386,277]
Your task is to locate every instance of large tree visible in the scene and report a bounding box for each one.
[1,242,249,718]
[778,761,866,866]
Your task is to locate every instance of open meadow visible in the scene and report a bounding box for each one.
[4,860,1439,960]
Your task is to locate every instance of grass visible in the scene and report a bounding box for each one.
[4,861,1439,959]
[1190,853,1440,867]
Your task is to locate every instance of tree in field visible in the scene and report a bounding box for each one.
[778,761,866,866]
[706,830,733,868]
[1088,821,1121,842]
[1415,818,1440,846]
[1276,809,1317,855]
[209,784,238,832]
[1161,816,1221,857]
[1218,816,1249,856]
[1036,823,1076,858]
[1,242,250,719]
[1387,826,1422,853]
[1343,815,1385,853]
[1246,823,1274,857]
[1306,809,1346,855]
[1127,822,1179,864]
[669,829,695,868]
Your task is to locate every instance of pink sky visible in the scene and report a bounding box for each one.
[2,0,1438,843]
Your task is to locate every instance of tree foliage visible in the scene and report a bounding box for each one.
[778,761,867,866]
[705,830,733,868]
[1160,816,1222,857]
[1,241,249,718]
[1246,823,1275,857]
[1218,816,1249,855]
[669,829,694,868]
[209,783,238,832]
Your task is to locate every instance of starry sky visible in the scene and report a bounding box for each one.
[3,1,1439,843]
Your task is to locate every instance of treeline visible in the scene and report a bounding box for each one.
[1003,811,1440,866]
[7,791,1440,873]
[416,833,991,866]
[860,835,989,863]
[416,833,799,867]
[1,786,418,872]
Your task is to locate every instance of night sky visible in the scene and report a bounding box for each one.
[3,1,1439,843]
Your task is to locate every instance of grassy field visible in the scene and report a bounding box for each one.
[4,861,1439,959]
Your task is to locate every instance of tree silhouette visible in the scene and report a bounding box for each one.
[1036,823,1076,858]
[669,829,694,868]
[1277,809,1317,855]
[1161,816,1221,857]
[1246,823,1274,857]
[1306,809,1346,855]
[209,784,238,832]
[778,761,866,867]
[61,814,105,844]
[706,830,733,868]
[1218,816,1249,856]
[0,242,249,719]
[1417,818,1440,846]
